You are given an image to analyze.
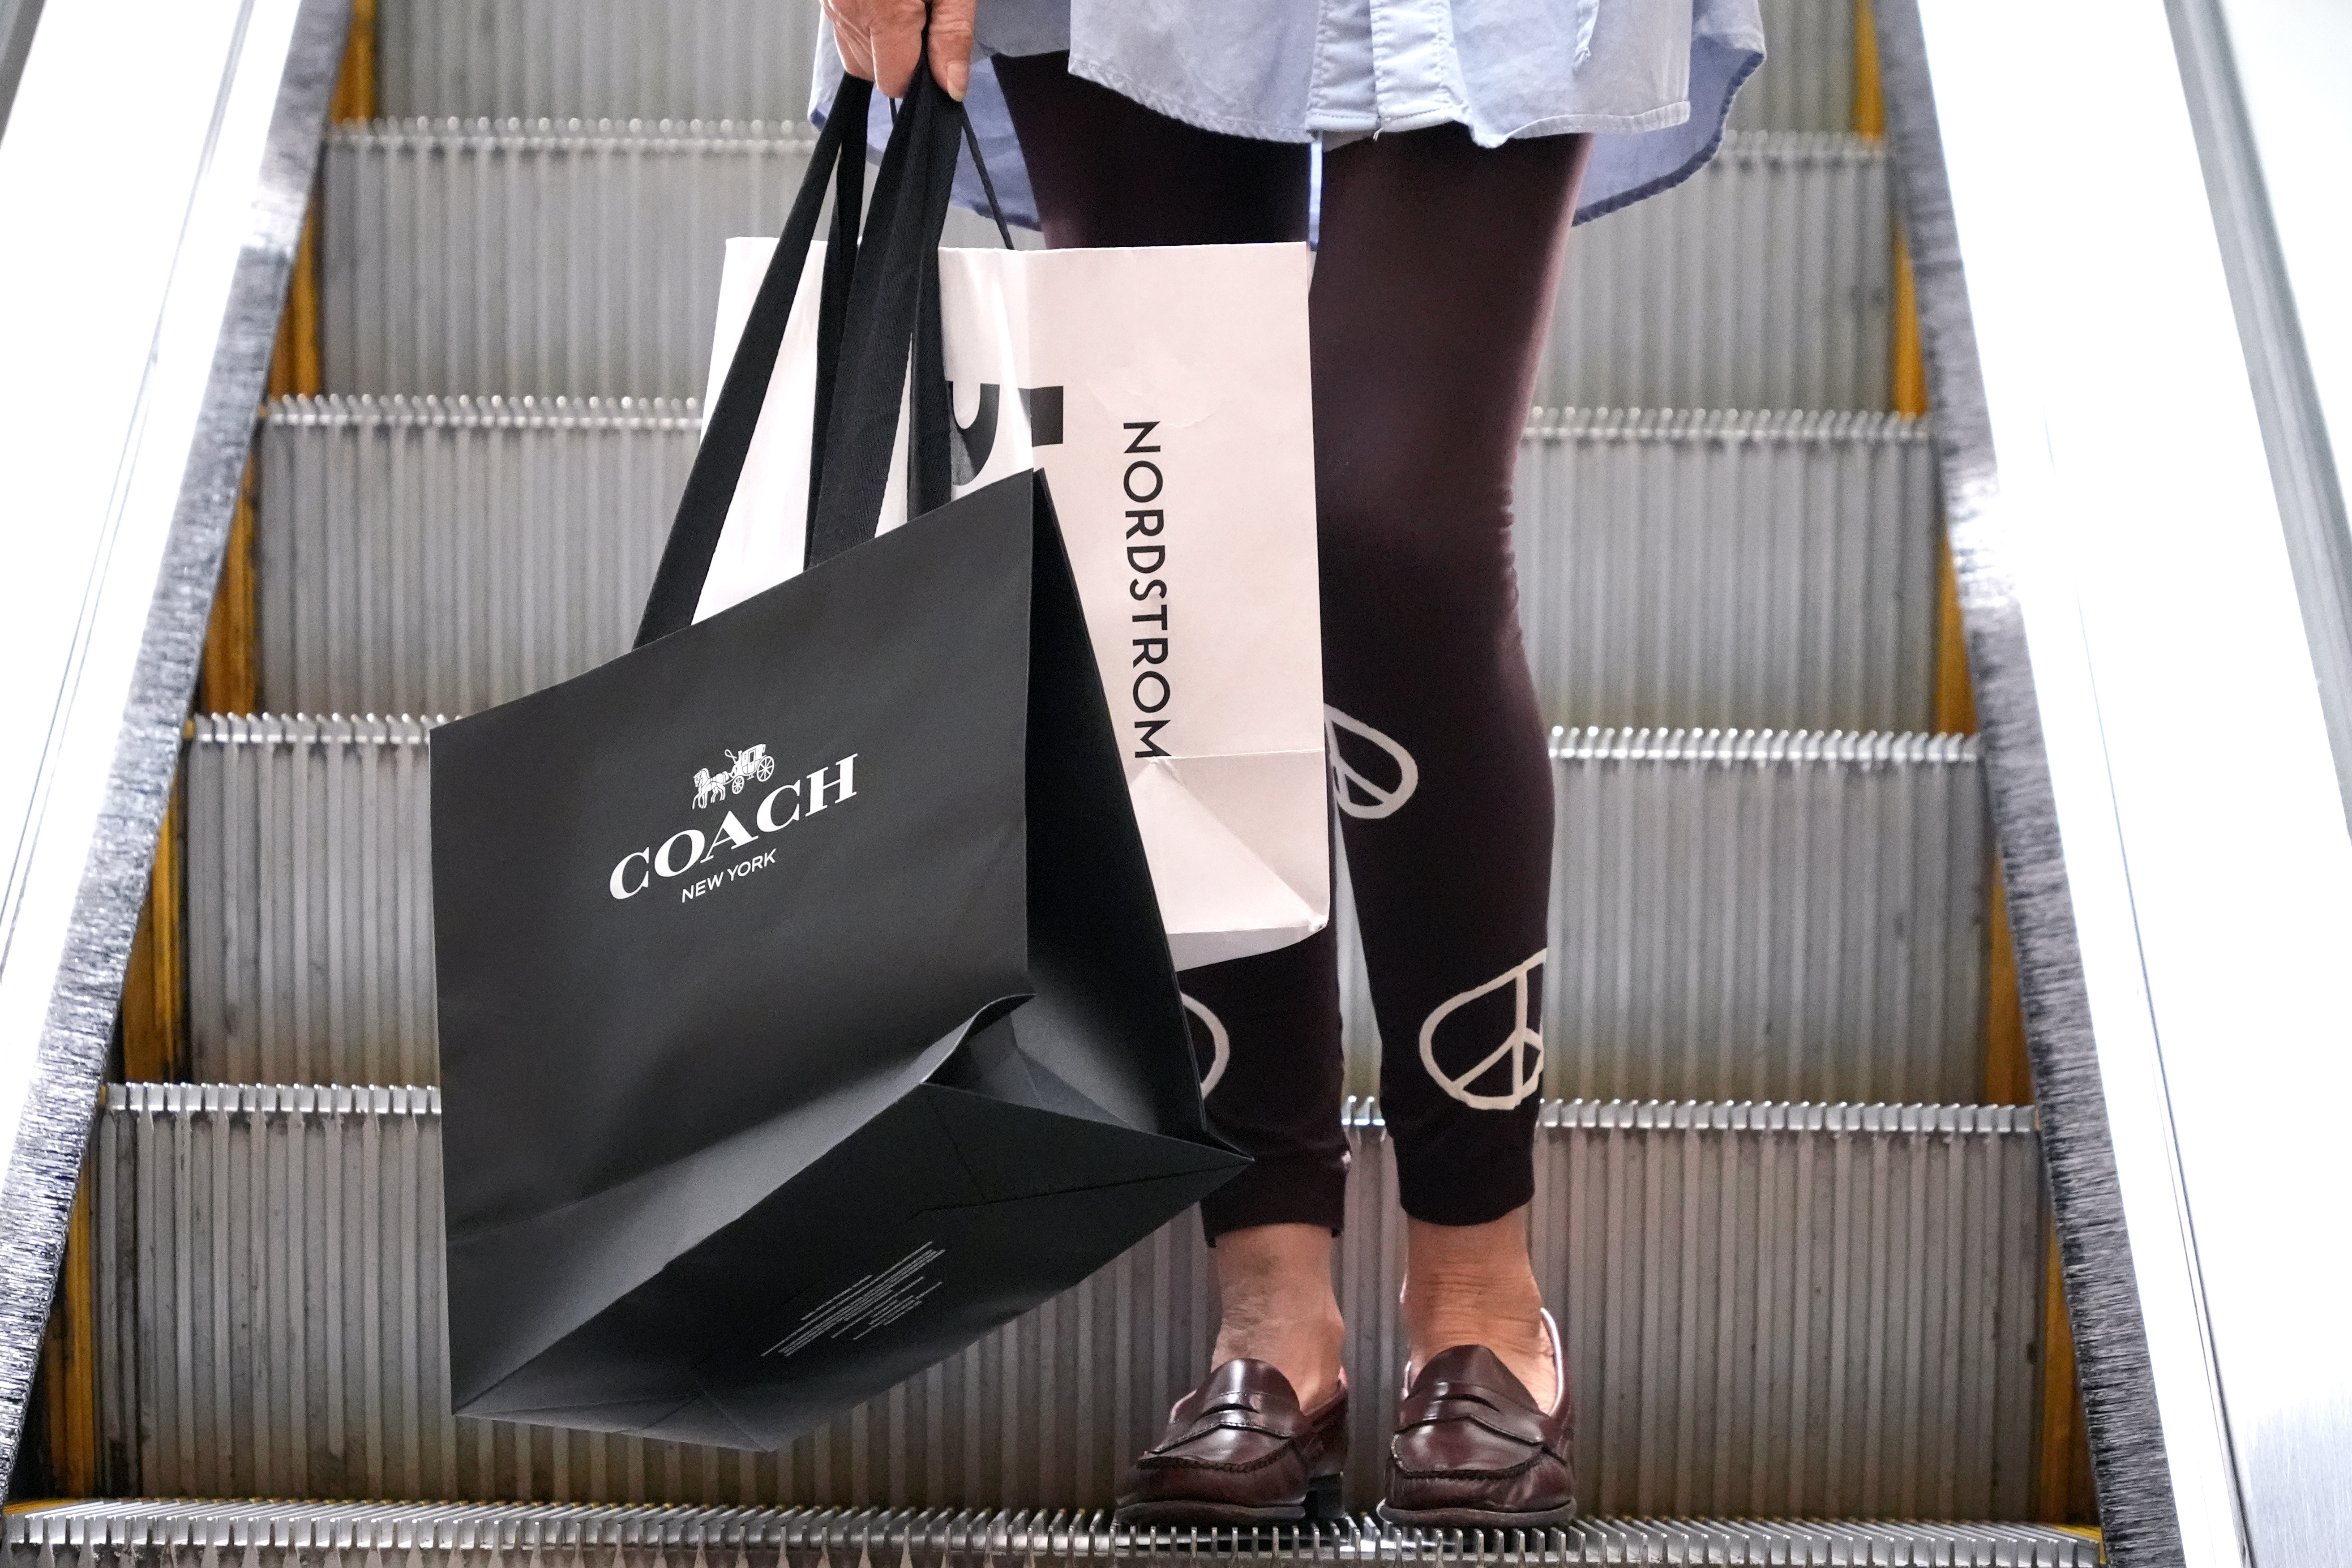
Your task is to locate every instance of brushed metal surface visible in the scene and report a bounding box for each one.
[1727,0,1857,133]
[0,0,350,1488]
[377,0,824,124]
[1515,410,1939,732]
[256,395,697,715]
[377,0,1855,139]
[1339,728,1987,1103]
[1882,0,2352,1558]
[247,403,1937,732]
[317,124,1886,410]
[4,1499,2104,1566]
[1539,134,1894,411]
[90,1087,2046,1517]
[182,721,1986,1106]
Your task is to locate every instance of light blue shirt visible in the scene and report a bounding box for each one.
[813,0,1766,229]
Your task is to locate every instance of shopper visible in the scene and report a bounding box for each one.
[817,0,1764,1526]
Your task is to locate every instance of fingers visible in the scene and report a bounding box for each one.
[928,0,978,99]
[825,0,970,102]
[865,0,927,100]
[821,0,875,82]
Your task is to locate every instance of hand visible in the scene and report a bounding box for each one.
[822,0,977,101]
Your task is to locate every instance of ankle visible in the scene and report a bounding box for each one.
[1402,1210,1555,1409]
[1210,1223,1347,1410]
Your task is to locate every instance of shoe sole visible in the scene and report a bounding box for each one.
[1116,1474,1345,1529]
[1376,1500,1581,1530]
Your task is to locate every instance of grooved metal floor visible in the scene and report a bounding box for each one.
[4,1502,2105,1567]
[58,0,2079,1543]
[89,1089,2045,1517]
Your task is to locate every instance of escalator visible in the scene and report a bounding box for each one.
[0,0,2134,1559]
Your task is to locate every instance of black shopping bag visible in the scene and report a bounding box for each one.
[429,70,1243,1449]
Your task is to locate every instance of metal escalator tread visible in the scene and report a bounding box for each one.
[255,399,1940,733]
[84,0,2060,1539]
[180,718,1990,1103]
[319,124,1887,407]
[2,1500,2104,1566]
[90,1085,2045,1517]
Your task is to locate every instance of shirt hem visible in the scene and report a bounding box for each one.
[1315,99,1694,148]
[1070,51,1696,148]
[1067,52,1318,144]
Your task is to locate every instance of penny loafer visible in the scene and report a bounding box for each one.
[1114,1359,1349,1526]
[1379,1309,1576,1528]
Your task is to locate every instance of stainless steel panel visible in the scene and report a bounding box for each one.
[0,0,351,1484]
[323,125,1883,408]
[1544,134,1894,411]
[4,1499,2105,1566]
[257,395,697,714]
[1881,0,2352,1556]
[321,120,1026,399]
[1727,0,1855,133]
[321,120,815,398]
[184,716,439,1086]
[91,1086,2045,1518]
[1342,729,1988,1104]
[1513,410,1939,731]
[252,408,1936,728]
[378,0,823,124]
[187,722,1984,1106]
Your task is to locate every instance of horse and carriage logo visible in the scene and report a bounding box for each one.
[692,743,778,810]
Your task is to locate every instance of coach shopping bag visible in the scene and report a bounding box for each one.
[429,73,1243,1449]
[688,187,1327,972]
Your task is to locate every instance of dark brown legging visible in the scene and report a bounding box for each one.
[995,54,1592,1236]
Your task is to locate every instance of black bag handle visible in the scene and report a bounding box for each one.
[805,67,969,566]
[635,62,1013,638]
[635,77,873,647]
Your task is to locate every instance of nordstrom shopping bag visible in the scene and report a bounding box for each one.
[689,173,1327,970]
[429,75,1242,1449]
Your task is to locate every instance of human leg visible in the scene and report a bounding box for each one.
[1311,124,1592,1408]
[996,52,1346,1415]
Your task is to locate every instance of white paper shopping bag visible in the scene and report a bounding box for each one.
[695,238,1327,969]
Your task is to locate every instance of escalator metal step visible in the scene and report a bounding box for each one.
[378,0,826,124]
[1337,728,1988,1104]
[1727,0,1857,133]
[4,1500,2104,1567]
[321,120,816,400]
[321,125,1886,409]
[184,720,1986,1103]
[255,395,696,716]
[1536,134,1891,411]
[1515,410,1937,731]
[88,1086,2046,1518]
[252,400,1937,733]
[377,0,1852,137]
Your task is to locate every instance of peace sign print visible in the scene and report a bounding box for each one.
[1182,993,1231,1097]
[1325,706,1419,819]
[1418,951,1547,1110]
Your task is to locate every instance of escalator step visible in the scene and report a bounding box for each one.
[255,395,697,716]
[87,1085,2047,1519]
[253,400,1937,733]
[1538,134,1893,411]
[183,719,1986,1103]
[1336,727,1988,1105]
[377,0,1852,136]
[4,1499,2103,1566]
[1516,410,1938,732]
[321,125,1887,408]
[1728,0,1859,133]
[378,0,826,124]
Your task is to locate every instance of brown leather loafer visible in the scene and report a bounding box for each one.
[1378,1309,1576,1528]
[1114,1359,1349,1526]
